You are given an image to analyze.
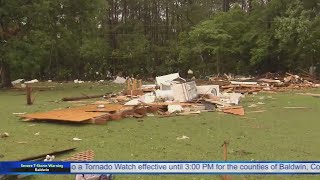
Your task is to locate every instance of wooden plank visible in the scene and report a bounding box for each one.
[61,94,108,101]
[20,105,108,122]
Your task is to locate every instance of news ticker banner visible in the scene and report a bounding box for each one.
[1,162,320,175]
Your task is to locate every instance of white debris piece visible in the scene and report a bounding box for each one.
[230,81,257,85]
[177,135,190,140]
[48,80,52,82]
[188,69,193,74]
[34,132,40,136]
[141,93,156,103]
[97,104,105,108]
[248,104,257,108]
[44,155,55,161]
[74,79,84,83]
[72,137,82,141]
[156,73,186,90]
[11,79,24,84]
[98,80,104,82]
[220,93,243,105]
[156,73,180,86]
[1,132,9,138]
[125,93,156,105]
[113,76,126,84]
[25,79,39,84]
[258,78,281,83]
[168,105,183,113]
[196,85,219,96]
[141,84,156,89]
[154,90,174,100]
[171,81,197,102]
[12,112,26,115]
[124,98,140,106]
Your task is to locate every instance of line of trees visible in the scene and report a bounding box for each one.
[1,0,319,87]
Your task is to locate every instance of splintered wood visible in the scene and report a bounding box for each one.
[125,79,143,96]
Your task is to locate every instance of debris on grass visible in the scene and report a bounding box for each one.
[113,76,126,84]
[177,135,190,140]
[283,107,308,109]
[17,141,28,144]
[222,106,245,116]
[25,79,39,84]
[12,112,26,115]
[44,155,55,161]
[247,110,267,113]
[146,113,155,117]
[72,137,82,141]
[168,105,183,113]
[12,79,25,84]
[34,132,40,136]
[1,132,9,138]
[74,79,84,84]
[18,72,320,125]
[248,104,257,108]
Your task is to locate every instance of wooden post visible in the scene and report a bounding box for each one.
[222,141,231,180]
[138,80,142,90]
[133,79,137,91]
[223,141,227,161]
[126,79,131,92]
[26,84,33,105]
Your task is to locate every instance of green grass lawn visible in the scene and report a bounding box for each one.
[1,82,320,180]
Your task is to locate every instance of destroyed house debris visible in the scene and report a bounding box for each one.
[18,72,319,124]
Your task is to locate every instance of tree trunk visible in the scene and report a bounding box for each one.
[248,0,252,12]
[223,0,230,12]
[0,61,13,88]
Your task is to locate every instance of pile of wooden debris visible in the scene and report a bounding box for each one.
[19,72,319,125]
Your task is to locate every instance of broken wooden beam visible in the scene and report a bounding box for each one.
[18,147,76,161]
[26,85,32,105]
[61,94,108,101]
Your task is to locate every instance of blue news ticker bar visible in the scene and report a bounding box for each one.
[1,161,320,175]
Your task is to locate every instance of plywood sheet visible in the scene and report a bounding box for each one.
[21,105,108,122]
